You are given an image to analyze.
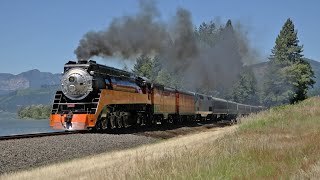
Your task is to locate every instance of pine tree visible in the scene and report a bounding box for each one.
[132,55,162,82]
[263,18,315,106]
[132,54,153,79]
[150,56,162,82]
[232,67,259,104]
[195,21,218,47]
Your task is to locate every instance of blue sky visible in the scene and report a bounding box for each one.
[0,0,319,74]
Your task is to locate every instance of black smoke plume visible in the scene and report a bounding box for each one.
[75,1,165,59]
[74,0,257,96]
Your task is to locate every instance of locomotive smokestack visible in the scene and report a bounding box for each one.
[78,59,89,63]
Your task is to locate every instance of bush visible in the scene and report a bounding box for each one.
[17,104,51,119]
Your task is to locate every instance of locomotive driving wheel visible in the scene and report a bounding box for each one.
[122,114,129,128]
[100,117,108,130]
[109,114,116,129]
[115,113,123,128]
[96,108,109,131]
[167,115,174,124]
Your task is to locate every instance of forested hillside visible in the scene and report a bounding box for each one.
[0,86,59,112]
[252,58,320,96]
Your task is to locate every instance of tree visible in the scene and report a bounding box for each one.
[286,59,315,103]
[263,18,315,106]
[232,67,259,104]
[195,21,219,47]
[17,104,51,119]
[132,54,153,79]
[155,69,184,89]
[132,55,162,82]
[150,56,162,82]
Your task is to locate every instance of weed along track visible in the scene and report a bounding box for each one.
[0,122,229,174]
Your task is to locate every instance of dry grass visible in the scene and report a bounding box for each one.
[140,123,218,139]
[210,97,320,179]
[1,97,320,179]
[293,160,320,179]
[0,125,237,180]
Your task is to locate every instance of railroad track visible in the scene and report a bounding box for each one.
[0,131,86,141]
[0,120,233,141]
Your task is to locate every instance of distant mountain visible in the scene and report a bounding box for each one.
[0,86,59,112]
[251,58,320,92]
[0,69,61,95]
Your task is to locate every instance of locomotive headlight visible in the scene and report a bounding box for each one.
[61,68,93,100]
[69,76,76,82]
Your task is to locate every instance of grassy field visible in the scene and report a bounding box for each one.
[1,97,320,179]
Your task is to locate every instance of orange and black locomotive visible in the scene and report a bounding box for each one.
[50,60,264,130]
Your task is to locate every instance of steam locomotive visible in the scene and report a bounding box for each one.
[50,60,264,130]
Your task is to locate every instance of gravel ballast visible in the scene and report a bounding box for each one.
[0,133,157,174]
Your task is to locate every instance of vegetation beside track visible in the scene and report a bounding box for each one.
[2,97,320,179]
[17,104,51,119]
[131,97,320,179]
[192,96,320,179]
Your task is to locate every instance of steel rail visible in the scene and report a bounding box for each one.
[0,131,86,141]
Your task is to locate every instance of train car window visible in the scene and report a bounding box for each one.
[209,106,212,111]
[238,105,245,110]
[111,77,126,86]
[200,95,204,100]
[214,100,227,109]
[228,102,237,109]
[119,79,131,86]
